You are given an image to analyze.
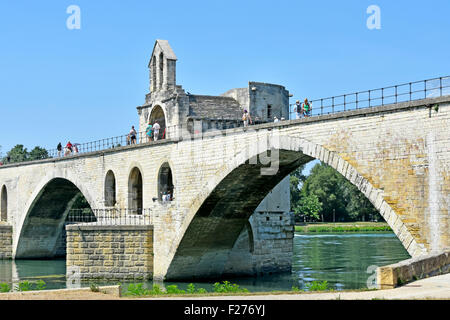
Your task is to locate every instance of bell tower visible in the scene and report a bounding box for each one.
[148,39,177,93]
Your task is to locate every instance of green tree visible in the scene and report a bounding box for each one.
[3,144,28,163]
[301,163,347,221]
[289,164,306,210]
[344,184,380,221]
[294,193,322,222]
[1,144,50,164]
[29,146,49,161]
[299,162,381,222]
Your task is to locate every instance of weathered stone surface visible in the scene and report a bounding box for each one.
[66,224,153,280]
[377,250,450,289]
[0,224,12,259]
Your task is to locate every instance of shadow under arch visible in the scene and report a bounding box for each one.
[15,178,93,259]
[158,162,174,201]
[164,134,420,280]
[128,167,143,214]
[165,148,309,280]
[1,185,7,222]
[104,170,116,207]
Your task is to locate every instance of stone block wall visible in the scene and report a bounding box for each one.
[223,210,294,276]
[377,250,450,289]
[54,221,79,257]
[66,224,153,280]
[251,211,294,274]
[0,224,12,259]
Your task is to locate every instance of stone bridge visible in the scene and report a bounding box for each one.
[0,96,449,280]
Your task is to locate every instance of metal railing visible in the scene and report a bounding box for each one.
[289,76,450,119]
[66,208,152,225]
[2,76,449,165]
[47,130,154,159]
[46,119,246,159]
[0,119,246,165]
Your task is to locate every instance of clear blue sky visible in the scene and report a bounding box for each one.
[1,0,449,156]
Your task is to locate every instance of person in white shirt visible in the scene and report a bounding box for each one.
[153,121,161,141]
[242,110,252,127]
[294,100,303,119]
[129,126,137,144]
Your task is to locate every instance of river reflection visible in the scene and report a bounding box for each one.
[292,233,411,290]
[0,232,410,292]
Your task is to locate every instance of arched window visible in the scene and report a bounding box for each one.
[128,167,143,214]
[159,52,164,89]
[158,163,174,202]
[149,105,166,140]
[104,170,116,207]
[1,185,7,222]
[152,57,157,92]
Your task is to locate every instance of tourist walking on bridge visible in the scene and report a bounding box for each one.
[73,143,80,154]
[303,98,311,117]
[57,142,62,157]
[65,141,73,156]
[153,121,160,141]
[242,109,252,127]
[294,100,303,119]
[129,126,137,145]
[146,122,153,142]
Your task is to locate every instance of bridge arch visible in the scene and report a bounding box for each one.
[164,134,421,280]
[14,174,95,259]
[104,170,116,207]
[128,166,143,214]
[148,105,167,140]
[157,162,174,201]
[1,185,7,222]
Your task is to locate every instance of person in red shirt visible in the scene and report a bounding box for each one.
[65,141,73,156]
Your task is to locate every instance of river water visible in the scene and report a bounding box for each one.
[0,232,410,292]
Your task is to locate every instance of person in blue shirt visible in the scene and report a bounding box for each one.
[145,122,153,142]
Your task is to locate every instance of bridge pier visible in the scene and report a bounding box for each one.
[223,211,294,277]
[66,224,153,281]
[0,224,12,259]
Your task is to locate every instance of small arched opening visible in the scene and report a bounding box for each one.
[1,185,7,222]
[159,52,164,89]
[152,57,157,92]
[158,162,174,202]
[104,170,116,207]
[149,105,166,140]
[128,167,143,214]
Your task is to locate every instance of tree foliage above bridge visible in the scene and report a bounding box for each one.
[1,144,49,164]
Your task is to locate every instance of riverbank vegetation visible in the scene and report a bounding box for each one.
[0,280,46,292]
[123,281,249,297]
[122,280,341,297]
[291,162,382,223]
[295,222,391,233]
